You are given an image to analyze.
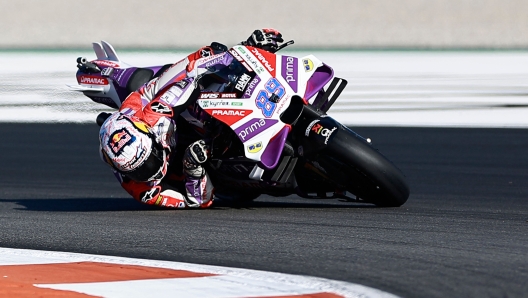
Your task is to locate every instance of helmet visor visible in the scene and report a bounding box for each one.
[123,142,166,182]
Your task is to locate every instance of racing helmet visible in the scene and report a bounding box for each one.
[99,112,167,182]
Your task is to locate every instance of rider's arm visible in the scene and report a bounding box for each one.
[119,174,213,209]
[137,44,227,102]
[100,148,212,209]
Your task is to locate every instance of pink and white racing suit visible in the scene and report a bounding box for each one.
[103,46,221,209]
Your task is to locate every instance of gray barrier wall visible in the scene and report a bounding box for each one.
[1,0,528,49]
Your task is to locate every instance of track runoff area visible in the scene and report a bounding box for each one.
[0,248,396,298]
[1,51,527,297]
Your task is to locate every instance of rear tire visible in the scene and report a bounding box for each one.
[315,126,410,207]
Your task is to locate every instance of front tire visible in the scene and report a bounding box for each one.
[315,126,410,207]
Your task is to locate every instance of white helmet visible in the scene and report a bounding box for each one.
[99,112,167,182]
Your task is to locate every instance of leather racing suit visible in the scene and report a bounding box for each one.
[100,46,222,209]
[100,29,286,209]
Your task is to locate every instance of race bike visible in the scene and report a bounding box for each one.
[69,40,410,207]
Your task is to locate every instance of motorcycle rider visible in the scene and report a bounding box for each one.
[99,29,285,209]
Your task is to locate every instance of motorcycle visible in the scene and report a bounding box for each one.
[68,40,410,207]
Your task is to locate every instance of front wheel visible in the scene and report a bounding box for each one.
[314,126,410,207]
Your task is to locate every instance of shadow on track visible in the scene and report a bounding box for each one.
[2,197,378,212]
[2,197,155,212]
[210,198,378,210]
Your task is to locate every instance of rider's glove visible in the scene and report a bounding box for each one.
[194,42,228,59]
[186,42,228,76]
[209,42,228,54]
[183,140,209,178]
[243,28,284,53]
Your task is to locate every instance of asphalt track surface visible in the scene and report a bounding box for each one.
[0,123,526,298]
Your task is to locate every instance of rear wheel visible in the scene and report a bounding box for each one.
[314,126,410,207]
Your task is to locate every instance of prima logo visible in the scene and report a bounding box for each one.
[235,118,278,141]
[205,57,223,68]
[285,57,295,82]
[244,77,261,98]
[238,118,266,141]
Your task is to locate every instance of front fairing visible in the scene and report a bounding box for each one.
[194,46,335,170]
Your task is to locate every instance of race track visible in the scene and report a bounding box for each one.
[0,51,527,297]
[0,123,526,298]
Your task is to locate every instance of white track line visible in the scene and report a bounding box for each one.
[1,51,528,127]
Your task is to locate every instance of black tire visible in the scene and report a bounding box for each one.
[316,126,410,207]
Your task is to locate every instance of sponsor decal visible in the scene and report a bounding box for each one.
[199,52,231,69]
[78,75,108,85]
[205,109,253,126]
[305,120,320,136]
[235,47,265,75]
[150,101,172,115]
[140,187,161,204]
[221,93,237,98]
[251,48,275,75]
[211,109,248,117]
[204,57,224,68]
[108,128,135,156]
[234,118,278,142]
[93,60,120,68]
[281,56,298,92]
[306,120,338,144]
[235,73,252,92]
[303,59,314,72]
[230,49,243,61]
[200,93,220,99]
[200,47,213,57]
[231,102,243,106]
[247,142,263,153]
[274,94,291,115]
[243,76,261,99]
[200,93,238,99]
[322,127,337,144]
[200,100,230,108]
